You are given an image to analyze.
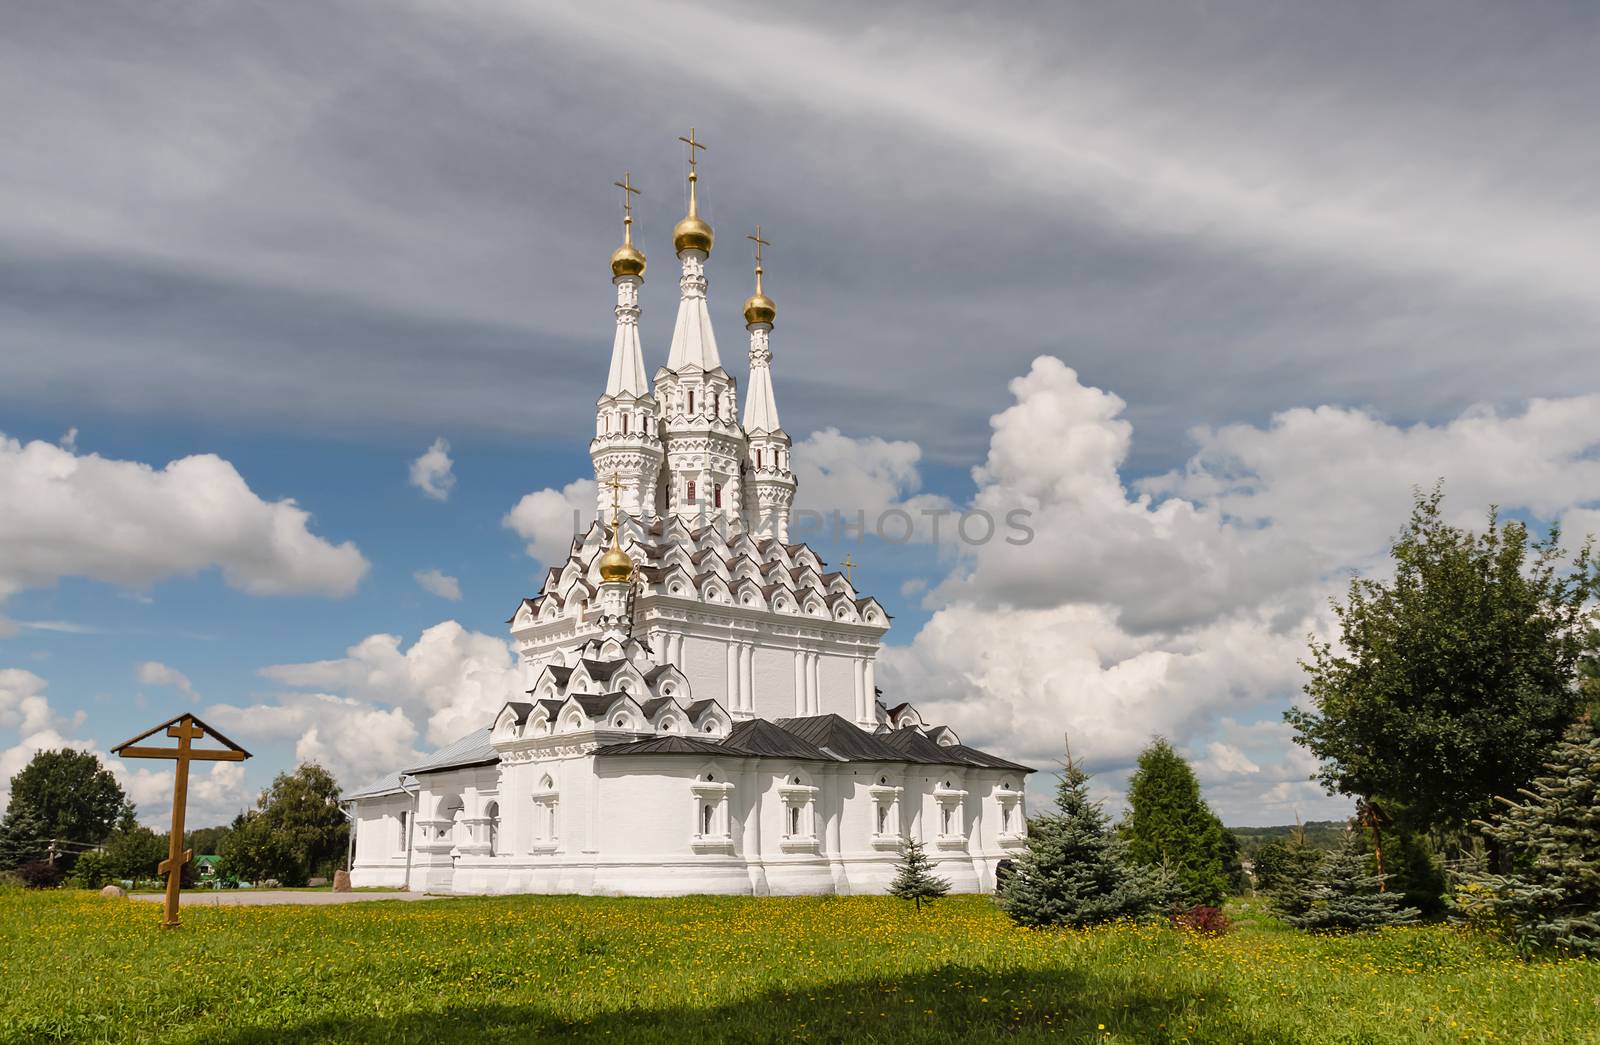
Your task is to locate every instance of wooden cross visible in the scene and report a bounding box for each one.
[113,713,250,928]
[613,172,641,225]
[677,127,708,171]
[746,225,770,267]
[840,554,857,585]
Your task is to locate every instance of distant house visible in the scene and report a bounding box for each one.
[194,855,222,882]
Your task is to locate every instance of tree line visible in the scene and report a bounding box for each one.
[985,487,1600,952]
[1,752,349,889]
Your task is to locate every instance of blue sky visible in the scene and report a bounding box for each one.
[3,1,1599,827]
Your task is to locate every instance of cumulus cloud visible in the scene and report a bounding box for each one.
[0,434,368,603]
[409,438,456,502]
[0,669,245,825]
[137,661,198,701]
[205,692,424,789]
[503,478,594,567]
[414,568,462,602]
[789,428,958,544]
[880,355,1600,824]
[259,620,523,749]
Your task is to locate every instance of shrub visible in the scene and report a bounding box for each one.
[68,850,113,890]
[1173,904,1231,936]
[16,860,65,889]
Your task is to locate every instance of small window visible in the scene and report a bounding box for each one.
[614,715,628,728]
[687,480,696,503]
[688,390,696,415]
[485,801,500,857]
[1002,805,1013,833]
[701,802,714,836]
[714,483,722,508]
[755,449,763,469]
[788,805,801,837]
[941,806,953,835]
[876,804,888,834]
[622,414,630,434]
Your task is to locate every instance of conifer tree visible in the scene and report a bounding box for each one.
[889,838,950,912]
[1120,737,1230,906]
[1460,724,1600,955]
[1263,821,1327,921]
[1285,827,1420,932]
[999,741,1177,928]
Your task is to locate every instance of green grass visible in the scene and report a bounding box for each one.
[1,886,1595,1044]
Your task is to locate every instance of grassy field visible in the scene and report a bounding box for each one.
[1,887,1596,1044]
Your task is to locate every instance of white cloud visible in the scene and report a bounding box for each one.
[0,434,368,603]
[137,661,199,701]
[789,428,958,544]
[503,478,593,567]
[409,438,456,502]
[206,692,424,790]
[414,568,462,602]
[0,669,245,826]
[259,620,523,748]
[879,355,1600,824]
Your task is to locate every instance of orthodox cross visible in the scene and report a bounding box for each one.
[112,713,250,928]
[840,554,857,585]
[613,172,641,226]
[746,226,770,267]
[604,472,625,529]
[677,127,708,171]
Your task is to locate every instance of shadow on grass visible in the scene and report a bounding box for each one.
[215,965,1287,1044]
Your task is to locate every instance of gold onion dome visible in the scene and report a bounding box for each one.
[673,171,714,254]
[598,534,634,583]
[743,285,775,326]
[610,240,646,279]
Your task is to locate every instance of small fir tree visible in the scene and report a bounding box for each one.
[889,838,950,912]
[1120,737,1231,906]
[1285,827,1420,932]
[999,741,1177,928]
[1459,723,1600,955]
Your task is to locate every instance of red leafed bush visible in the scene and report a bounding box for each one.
[1173,904,1231,936]
[16,860,66,889]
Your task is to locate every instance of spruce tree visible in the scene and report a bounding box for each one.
[1285,827,1420,932]
[1460,723,1600,955]
[1263,823,1327,921]
[889,838,950,912]
[1120,737,1230,906]
[999,742,1177,928]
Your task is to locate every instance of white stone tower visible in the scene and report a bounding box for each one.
[594,475,636,641]
[740,227,797,542]
[590,172,664,521]
[654,129,747,531]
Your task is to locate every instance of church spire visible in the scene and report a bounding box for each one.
[605,172,649,397]
[742,226,780,433]
[665,128,720,372]
[740,226,797,542]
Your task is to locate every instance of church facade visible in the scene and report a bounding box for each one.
[346,138,1031,896]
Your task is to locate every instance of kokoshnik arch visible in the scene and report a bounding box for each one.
[345,131,1033,896]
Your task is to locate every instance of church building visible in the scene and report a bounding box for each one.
[346,133,1031,896]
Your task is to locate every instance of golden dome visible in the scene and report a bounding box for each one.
[610,241,646,279]
[743,290,775,326]
[598,539,634,583]
[673,170,714,255]
[673,213,714,255]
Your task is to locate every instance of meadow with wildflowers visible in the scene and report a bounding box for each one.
[1,887,1596,1044]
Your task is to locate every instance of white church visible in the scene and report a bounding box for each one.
[346,135,1032,896]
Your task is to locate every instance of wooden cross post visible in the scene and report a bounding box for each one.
[113,714,250,928]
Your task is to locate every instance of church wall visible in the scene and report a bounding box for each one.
[817,654,855,720]
[678,635,728,702]
[349,793,414,889]
[750,646,795,719]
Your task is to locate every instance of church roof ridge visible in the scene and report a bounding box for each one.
[405,727,498,776]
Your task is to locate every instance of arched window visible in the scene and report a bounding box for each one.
[622,413,630,434]
[941,805,953,835]
[755,449,763,469]
[686,480,696,503]
[787,805,801,837]
[702,803,715,835]
[876,804,888,834]
[485,801,500,857]
[714,484,723,508]
[688,390,696,415]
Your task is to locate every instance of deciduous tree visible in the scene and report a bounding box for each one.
[1288,487,1598,837]
[1,750,130,864]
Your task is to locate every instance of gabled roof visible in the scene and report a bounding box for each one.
[685,699,722,721]
[594,735,732,757]
[775,715,924,763]
[723,719,837,761]
[344,772,412,801]
[578,659,624,683]
[404,728,497,775]
[946,744,1034,773]
[880,727,955,763]
[500,701,536,727]
[640,696,678,718]
[571,693,626,718]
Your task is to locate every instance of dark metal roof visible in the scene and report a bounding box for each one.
[572,693,626,718]
[881,727,958,763]
[579,659,624,682]
[685,699,720,721]
[404,728,498,775]
[723,719,837,761]
[775,715,928,763]
[536,699,566,721]
[501,701,535,726]
[640,696,677,718]
[947,743,1034,773]
[594,735,731,757]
